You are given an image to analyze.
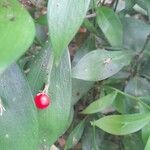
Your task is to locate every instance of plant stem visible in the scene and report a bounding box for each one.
[92,124,99,150]
[114,0,119,11]
[106,86,150,111]
[129,33,150,77]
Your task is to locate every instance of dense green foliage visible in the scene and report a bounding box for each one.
[0,0,150,149]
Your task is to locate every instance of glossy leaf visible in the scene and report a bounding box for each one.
[27,45,52,95]
[72,50,132,81]
[38,49,72,147]
[81,91,117,114]
[27,45,72,147]
[97,6,123,47]
[47,0,90,64]
[91,113,150,135]
[0,64,38,150]
[64,119,86,150]
[0,0,35,74]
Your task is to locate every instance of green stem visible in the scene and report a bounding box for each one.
[106,86,150,111]
[92,124,98,150]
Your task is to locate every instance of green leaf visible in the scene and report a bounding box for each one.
[35,14,47,25]
[82,126,105,150]
[47,0,90,64]
[83,19,99,36]
[72,50,132,81]
[0,64,38,150]
[125,77,150,98]
[97,6,123,47]
[35,24,48,45]
[64,119,86,150]
[38,49,72,147]
[72,34,96,66]
[123,133,144,150]
[136,0,150,21]
[27,45,52,95]
[125,0,135,10]
[113,93,128,113]
[72,35,95,105]
[81,91,117,114]
[140,103,150,144]
[0,0,35,74]
[91,113,150,135]
[72,79,94,105]
[145,136,150,150]
[124,77,150,113]
[122,17,150,53]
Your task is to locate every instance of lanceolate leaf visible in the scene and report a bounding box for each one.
[0,0,35,74]
[72,50,132,81]
[38,49,72,147]
[97,6,123,47]
[27,46,72,147]
[27,45,52,95]
[47,0,90,64]
[91,113,150,135]
[0,64,38,150]
[81,91,117,114]
[64,119,86,150]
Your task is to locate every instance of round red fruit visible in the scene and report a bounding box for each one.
[34,93,51,109]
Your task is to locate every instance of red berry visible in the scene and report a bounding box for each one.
[34,93,51,109]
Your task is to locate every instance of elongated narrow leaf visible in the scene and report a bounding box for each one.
[0,0,35,74]
[27,46,73,147]
[0,64,38,150]
[81,91,117,114]
[97,6,123,47]
[38,49,72,147]
[91,113,150,135]
[27,45,52,95]
[47,0,90,64]
[145,136,150,150]
[64,119,86,150]
[72,50,132,81]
